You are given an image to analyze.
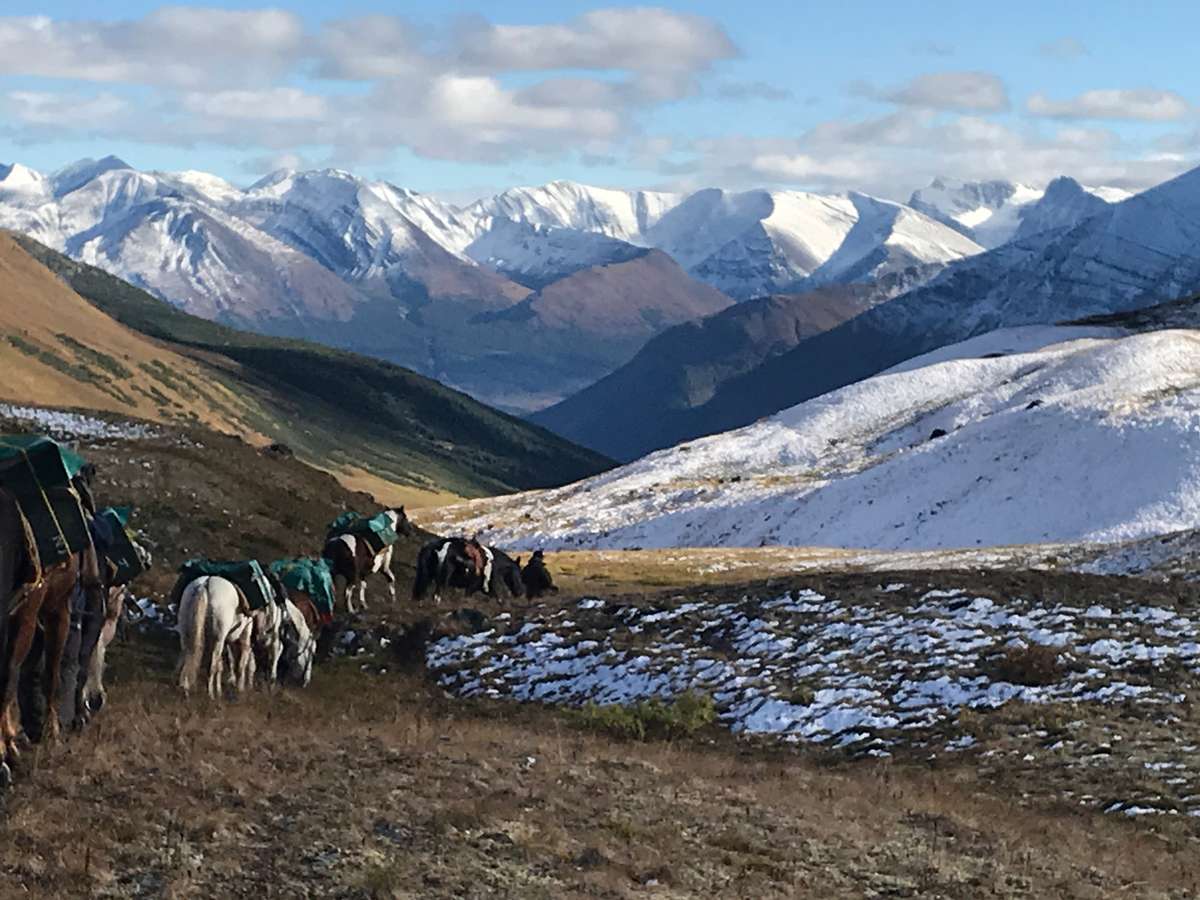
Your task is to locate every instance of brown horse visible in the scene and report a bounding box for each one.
[2,468,105,760]
[0,487,39,786]
[2,546,104,758]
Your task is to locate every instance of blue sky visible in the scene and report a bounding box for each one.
[1,2,1197,200]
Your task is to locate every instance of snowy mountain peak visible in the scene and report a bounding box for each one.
[247,168,296,192]
[0,162,48,198]
[166,170,241,203]
[909,175,1134,249]
[50,155,133,198]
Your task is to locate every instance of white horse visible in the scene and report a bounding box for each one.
[78,583,130,718]
[176,576,255,699]
[279,599,316,688]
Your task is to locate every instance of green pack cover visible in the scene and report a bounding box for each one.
[96,506,149,587]
[0,435,90,566]
[269,557,335,623]
[326,510,398,554]
[177,558,276,610]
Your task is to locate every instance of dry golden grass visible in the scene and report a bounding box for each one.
[535,546,1077,594]
[1,633,1197,899]
[334,466,467,511]
[0,233,266,438]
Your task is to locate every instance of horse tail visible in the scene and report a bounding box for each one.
[177,578,210,695]
[412,544,436,602]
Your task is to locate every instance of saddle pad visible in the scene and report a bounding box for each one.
[177,558,275,610]
[327,510,398,553]
[0,435,90,566]
[94,506,149,587]
[270,557,335,621]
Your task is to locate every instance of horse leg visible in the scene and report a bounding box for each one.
[83,589,122,716]
[1,590,45,761]
[268,614,283,687]
[335,573,354,615]
[357,576,368,613]
[206,627,226,701]
[237,624,255,693]
[382,560,397,605]
[39,597,72,746]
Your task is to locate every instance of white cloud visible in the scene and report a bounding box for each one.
[0,7,739,167]
[315,15,428,81]
[452,8,736,73]
[879,71,1009,112]
[748,153,874,182]
[3,90,130,127]
[0,9,304,88]
[181,88,328,123]
[666,110,1191,198]
[1027,89,1191,121]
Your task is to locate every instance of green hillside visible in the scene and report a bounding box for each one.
[11,233,612,498]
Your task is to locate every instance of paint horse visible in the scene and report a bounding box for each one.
[322,508,412,614]
[411,537,525,605]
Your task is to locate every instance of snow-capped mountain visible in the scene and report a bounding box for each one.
[468,180,680,244]
[420,324,1200,552]
[227,168,525,312]
[472,183,985,299]
[0,155,1165,419]
[463,218,646,288]
[909,176,1129,248]
[0,159,364,323]
[635,163,1200,447]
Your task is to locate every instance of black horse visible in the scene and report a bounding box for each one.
[412,537,525,605]
[520,550,558,599]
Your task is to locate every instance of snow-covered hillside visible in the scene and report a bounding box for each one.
[419,325,1200,552]
[909,176,1128,248]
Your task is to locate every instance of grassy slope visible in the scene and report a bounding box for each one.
[0,427,1190,899]
[8,233,612,498]
[0,233,268,436]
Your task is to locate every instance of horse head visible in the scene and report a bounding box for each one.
[385,507,414,537]
[495,550,525,601]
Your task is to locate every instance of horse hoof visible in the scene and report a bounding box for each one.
[88,691,106,714]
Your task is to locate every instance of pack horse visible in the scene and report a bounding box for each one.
[322,508,411,614]
[411,536,525,605]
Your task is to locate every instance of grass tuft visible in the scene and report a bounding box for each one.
[567,691,716,742]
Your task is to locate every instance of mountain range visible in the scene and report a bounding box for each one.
[540,164,1200,459]
[0,156,1123,417]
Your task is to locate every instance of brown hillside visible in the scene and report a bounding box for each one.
[0,233,264,438]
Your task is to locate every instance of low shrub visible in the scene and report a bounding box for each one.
[569,691,716,741]
[985,642,1065,686]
